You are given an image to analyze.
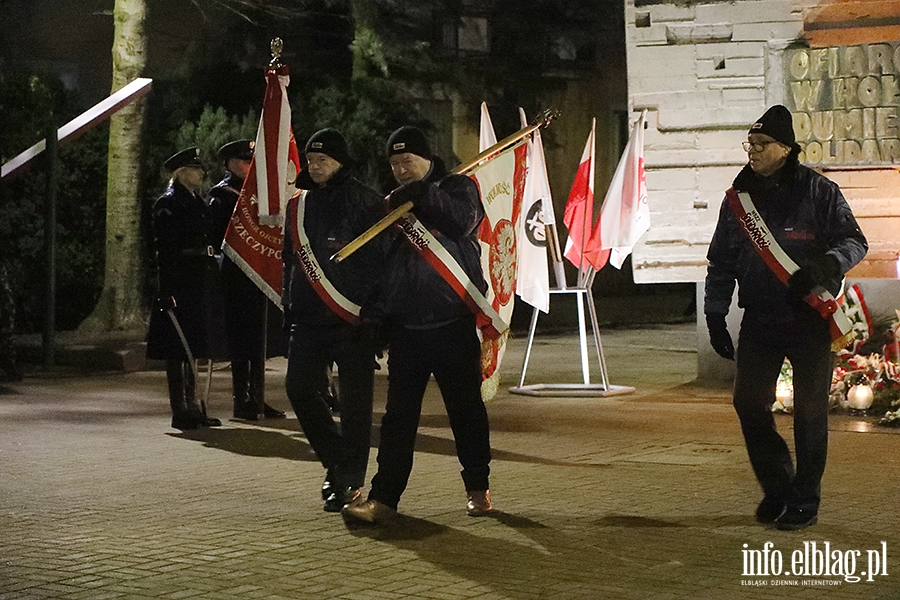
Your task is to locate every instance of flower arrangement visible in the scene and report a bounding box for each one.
[769,294,899,424]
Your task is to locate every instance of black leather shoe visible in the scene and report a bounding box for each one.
[171,414,199,430]
[775,507,818,530]
[200,416,222,427]
[322,472,335,501]
[755,496,786,524]
[324,487,360,513]
[233,402,259,421]
[263,403,286,419]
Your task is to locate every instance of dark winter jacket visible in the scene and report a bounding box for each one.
[206,172,283,360]
[375,158,488,328]
[146,180,217,359]
[705,158,868,323]
[207,171,244,250]
[282,167,386,328]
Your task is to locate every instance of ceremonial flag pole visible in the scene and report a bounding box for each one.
[222,39,300,305]
[585,109,650,277]
[330,110,558,264]
[472,103,526,401]
[516,107,552,312]
[511,116,634,398]
[562,119,607,287]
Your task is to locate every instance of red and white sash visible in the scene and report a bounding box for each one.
[725,188,853,351]
[288,191,360,324]
[396,213,508,340]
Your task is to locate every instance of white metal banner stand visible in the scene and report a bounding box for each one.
[508,223,635,397]
[509,287,635,397]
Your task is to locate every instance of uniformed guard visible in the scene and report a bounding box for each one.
[207,139,286,421]
[147,147,222,430]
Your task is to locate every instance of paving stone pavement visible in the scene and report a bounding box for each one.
[2,323,899,599]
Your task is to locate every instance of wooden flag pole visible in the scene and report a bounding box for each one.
[330,109,559,263]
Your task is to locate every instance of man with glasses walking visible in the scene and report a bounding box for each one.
[704,105,867,530]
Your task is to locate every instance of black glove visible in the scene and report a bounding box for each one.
[157,295,176,312]
[706,313,734,360]
[388,180,429,210]
[788,254,840,296]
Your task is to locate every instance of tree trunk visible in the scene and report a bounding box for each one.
[79,0,148,332]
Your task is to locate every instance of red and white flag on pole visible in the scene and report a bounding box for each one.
[255,65,296,226]
[588,110,650,270]
[471,103,528,400]
[516,107,551,313]
[563,118,608,276]
[222,63,300,305]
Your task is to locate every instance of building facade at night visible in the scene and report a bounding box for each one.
[624,0,900,378]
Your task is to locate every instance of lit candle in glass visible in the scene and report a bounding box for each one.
[847,384,874,411]
[775,383,793,410]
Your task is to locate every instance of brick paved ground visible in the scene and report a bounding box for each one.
[2,323,899,599]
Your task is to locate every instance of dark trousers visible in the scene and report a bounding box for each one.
[369,317,491,510]
[734,311,833,513]
[285,323,374,489]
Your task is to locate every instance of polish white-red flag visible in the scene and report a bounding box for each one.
[471,103,527,400]
[516,107,551,313]
[588,110,650,270]
[222,63,301,304]
[563,118,608,274]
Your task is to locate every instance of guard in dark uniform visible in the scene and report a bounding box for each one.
[207,139,286,421]
[147,147,222,430]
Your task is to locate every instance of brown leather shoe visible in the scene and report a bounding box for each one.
[341,497,396,524]
[466,490,493,516]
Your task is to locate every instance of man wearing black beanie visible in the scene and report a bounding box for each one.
[282,128,387,512]
[704,105,868,530]
[343,126,495,524]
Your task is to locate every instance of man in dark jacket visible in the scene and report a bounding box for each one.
[282,129,385,512]
[342,126,494,524]
[207,139,285,421]
[705,105,868,530]
[147,147,222,430]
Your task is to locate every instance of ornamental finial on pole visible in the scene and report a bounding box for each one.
[269,38,284,69]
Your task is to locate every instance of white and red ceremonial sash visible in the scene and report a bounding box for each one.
[725,188,854,351]
[287,191,360,325]
[395,213,507,341]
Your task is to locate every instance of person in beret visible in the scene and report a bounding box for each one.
[282,128,387,512]
[147,147,222,430]
[705,105,867,530]
[207,139,286,421]
[342,126,494,524]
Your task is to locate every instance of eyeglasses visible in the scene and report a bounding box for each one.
[742,140,779,152]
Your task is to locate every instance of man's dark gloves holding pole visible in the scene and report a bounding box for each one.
[388,180,429,210]
[706,313,735,360]
[788,254,841,296]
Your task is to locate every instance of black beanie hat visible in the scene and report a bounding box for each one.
[387,126,432,160]
[749,105,796,147]
[304,128,351,165]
